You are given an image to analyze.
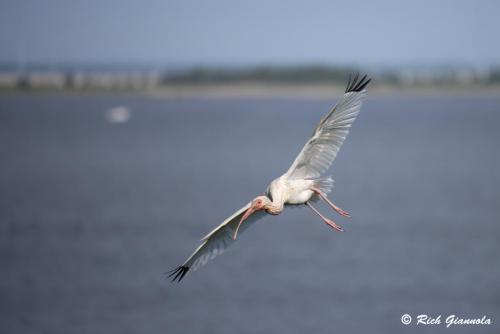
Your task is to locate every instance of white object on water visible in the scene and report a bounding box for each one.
[106,106,131,124]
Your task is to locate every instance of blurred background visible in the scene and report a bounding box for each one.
[1,1,499,333]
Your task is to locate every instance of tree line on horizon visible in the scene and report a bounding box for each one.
[1,64,500,90]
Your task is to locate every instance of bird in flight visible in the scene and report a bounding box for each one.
[168,74,371,282]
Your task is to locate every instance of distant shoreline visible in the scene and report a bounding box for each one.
[1,83,499,99]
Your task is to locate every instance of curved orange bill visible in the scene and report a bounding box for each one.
[233,206,255,240]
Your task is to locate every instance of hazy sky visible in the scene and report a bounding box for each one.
[0,0,499,67]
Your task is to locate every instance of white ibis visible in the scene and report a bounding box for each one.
[168,74,371,282]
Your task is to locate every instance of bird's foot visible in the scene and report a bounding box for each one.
[335,207,351,219]
[324,219,344,232]
[306,201,344,232]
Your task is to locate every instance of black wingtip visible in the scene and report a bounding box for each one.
[165,266,190,283]
[345,72,371,93]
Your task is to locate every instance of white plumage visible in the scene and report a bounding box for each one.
[168,74,371,282]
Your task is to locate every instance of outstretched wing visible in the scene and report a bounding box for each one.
[168,202,267,282]
[285,74,371,180]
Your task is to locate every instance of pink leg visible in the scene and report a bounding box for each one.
[306,202,344,232]
[311,187,351,218]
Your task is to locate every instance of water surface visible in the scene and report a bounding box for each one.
[1,93,499,333]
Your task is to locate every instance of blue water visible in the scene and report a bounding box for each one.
[1,93,499,333]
